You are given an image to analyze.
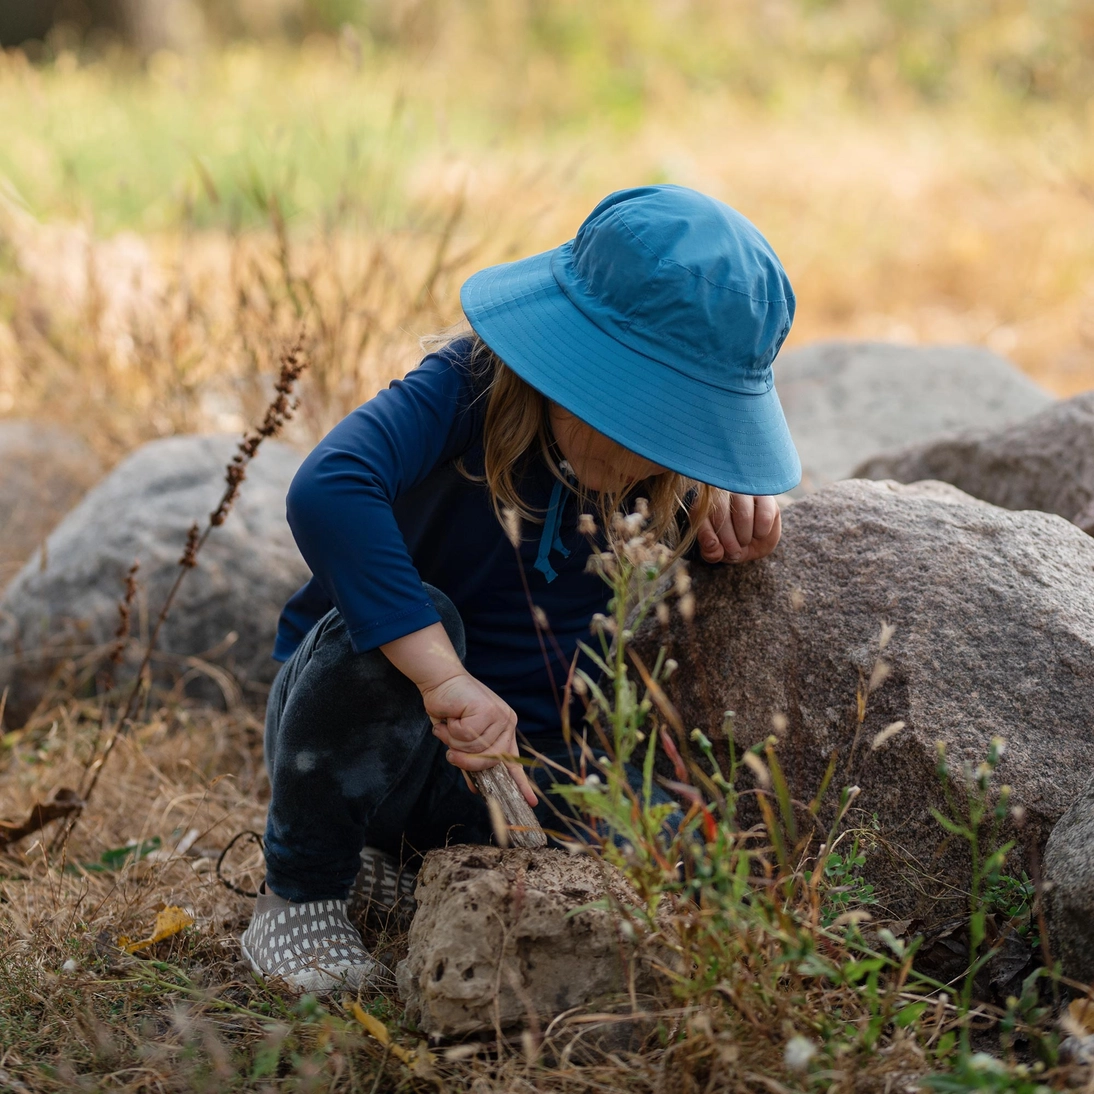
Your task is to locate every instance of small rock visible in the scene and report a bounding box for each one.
[0,421,102,589]
[0,434,309,723]
[1059,1035,1094,1067]
[640,479,1094,922]
[855,391,1094,528]
[776,342,1052,490]
[1044,775,1094,989]
[396,847,668,1037]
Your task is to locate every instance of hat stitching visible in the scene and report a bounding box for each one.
[556,252,785,374]
[609,207,791,305]
[503,285,781,404]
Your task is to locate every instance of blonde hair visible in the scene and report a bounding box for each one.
[421,327,715,554]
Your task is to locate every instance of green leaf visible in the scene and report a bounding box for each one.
[895,1001,928,1027]
[66,836,163,874]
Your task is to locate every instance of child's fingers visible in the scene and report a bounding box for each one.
[752,495,779,542]
[506,762,539,807]
[694,515,725,563]
[740,505,782,562]
[730,493,755,548]
[433,715,510,752]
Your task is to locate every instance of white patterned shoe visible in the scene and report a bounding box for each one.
[240,887,391,993]
[350,846,417,929]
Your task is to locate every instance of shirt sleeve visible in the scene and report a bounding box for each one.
[285,346,482,652]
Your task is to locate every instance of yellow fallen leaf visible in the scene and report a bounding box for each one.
[119,905,194,954]
[348,1000,436,1073]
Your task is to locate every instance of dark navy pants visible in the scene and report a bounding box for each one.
[262,586,679,903]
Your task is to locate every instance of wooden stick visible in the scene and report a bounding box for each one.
[471,765,547,849]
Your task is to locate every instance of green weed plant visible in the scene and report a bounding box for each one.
[546,502,1068,1091]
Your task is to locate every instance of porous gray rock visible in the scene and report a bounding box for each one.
[1044,776,1094,989]
[776,342,1053,490]
[0,421,103,588]
[855,391,1094,529]
[642,478,1094,922]
[0,434,308,723]
[396,847,667,1037]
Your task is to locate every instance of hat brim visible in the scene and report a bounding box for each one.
[461,248,802,495]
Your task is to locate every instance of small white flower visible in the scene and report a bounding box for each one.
[783,1035,817,1072]
[583,774,602,787]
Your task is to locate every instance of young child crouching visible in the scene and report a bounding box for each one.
[241,184,801,991]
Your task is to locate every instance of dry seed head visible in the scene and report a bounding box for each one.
[789,586,806,611]
[871,720,906,750]
[577,512,597,536]
[532,606,548,628]
[674,568,692,597]
[655,601,671,626]
[501,507,522,549]
[663,658,678,678]
[635,496,650,518]
[878,620,896,650]
[678,591,696,622]
[867,659,891,693]
[572,674,588,696]
[771,712,788,734]
[742,751,771,788]
[830,909,873,929]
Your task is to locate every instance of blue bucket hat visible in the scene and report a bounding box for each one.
[460,184,801,495]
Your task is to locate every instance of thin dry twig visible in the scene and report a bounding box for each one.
[44,335,310,849]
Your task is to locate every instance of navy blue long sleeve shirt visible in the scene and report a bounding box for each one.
[274,338,611,740]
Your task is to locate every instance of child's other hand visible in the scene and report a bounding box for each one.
[420,672,539,807]
[692,491,781,564]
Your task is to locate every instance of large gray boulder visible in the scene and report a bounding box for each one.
[397,847,666,1037]
[855,391,1094,529]
[1044,776,1094,989]
[0,434,308,723]
[642,479,1094,922]
[776,342,1053,490]
[0,421,103,589]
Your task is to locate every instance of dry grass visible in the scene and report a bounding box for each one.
[1,31,1094,471]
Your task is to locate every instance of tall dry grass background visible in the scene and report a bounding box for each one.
[1,0,1094,469]
[2,2,1094,1090]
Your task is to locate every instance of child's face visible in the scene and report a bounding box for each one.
[548,403,667,493]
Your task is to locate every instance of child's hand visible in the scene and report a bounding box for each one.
[420,671,539,807]
[692,491,781,564]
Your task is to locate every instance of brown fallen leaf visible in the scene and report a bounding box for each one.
[0,788,83,849]
[119,905,194,954]
[1068,996,1094,1037]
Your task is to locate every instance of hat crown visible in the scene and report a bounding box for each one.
[551,185,794,393]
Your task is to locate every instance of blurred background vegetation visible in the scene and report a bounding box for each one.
[0,0,1092,455]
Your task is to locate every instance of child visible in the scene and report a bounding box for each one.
[241,184,800,992]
